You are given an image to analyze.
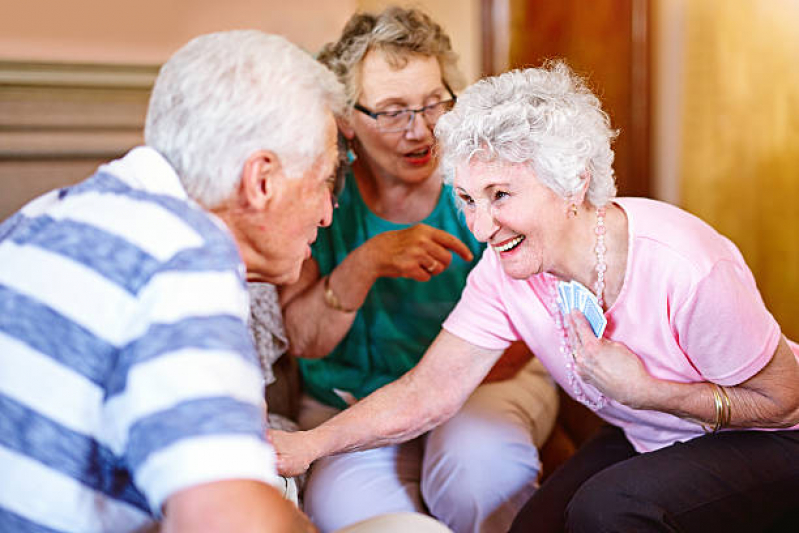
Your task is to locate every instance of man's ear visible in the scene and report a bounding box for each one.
[239,150,280,210]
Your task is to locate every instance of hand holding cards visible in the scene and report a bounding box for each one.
[557,280,607,337]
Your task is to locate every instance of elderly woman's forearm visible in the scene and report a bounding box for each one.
[310,369,464,456]
[642,339,799,428]
[285,250,379,358]
[306,332,501,457]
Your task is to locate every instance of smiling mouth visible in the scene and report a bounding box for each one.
[405,147,431,159]
[493,235,526,252]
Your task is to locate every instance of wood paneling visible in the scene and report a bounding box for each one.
[0,62,156,220]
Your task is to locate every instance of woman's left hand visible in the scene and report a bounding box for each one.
[567,310,655,409]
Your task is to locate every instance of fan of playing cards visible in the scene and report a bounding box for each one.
[557,280,608,338]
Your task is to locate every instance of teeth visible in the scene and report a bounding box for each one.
[493,235,525,252]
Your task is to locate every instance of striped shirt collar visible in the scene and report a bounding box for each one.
[99,146,188,200]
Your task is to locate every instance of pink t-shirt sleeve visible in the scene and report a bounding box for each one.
[674,259,780,386]
[443,249,518,350]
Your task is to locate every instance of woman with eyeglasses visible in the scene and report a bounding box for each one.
[277,7,558,533]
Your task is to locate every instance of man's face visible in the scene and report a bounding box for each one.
[245,112,339,284]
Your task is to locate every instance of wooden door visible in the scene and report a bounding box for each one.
[482,0,651,197]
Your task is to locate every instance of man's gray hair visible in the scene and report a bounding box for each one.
[435,60,617,206]
[145,30,345,208]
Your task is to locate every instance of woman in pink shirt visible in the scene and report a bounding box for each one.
[272,61,799,531]
[434,61,799,532]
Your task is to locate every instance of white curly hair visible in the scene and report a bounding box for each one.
[435,60,617,206]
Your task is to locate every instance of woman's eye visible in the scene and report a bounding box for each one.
[383,109,406,118]
[458,194,474,207]
[494,190,509,201]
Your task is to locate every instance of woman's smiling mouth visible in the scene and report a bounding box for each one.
[492,235,526,252]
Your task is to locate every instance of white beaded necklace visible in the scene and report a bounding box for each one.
[549,206,609,411]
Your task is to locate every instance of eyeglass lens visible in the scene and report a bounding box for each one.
[377,100,455,132]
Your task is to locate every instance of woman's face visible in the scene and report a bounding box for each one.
[348,50,450,186]
[454,160,567,280]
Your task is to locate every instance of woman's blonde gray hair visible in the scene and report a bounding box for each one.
[435,60,618,207]
[317,6,465,109]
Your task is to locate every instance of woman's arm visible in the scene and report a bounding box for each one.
[270,330,504,476]
[279,251,375,359]
[646,337,799,428]
[569,312,799,429]
[279,225,474,358]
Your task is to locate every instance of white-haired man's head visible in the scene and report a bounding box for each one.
[145,30,346,208]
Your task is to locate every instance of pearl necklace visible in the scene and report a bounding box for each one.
[550,206,608,411]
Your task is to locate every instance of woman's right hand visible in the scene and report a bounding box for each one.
[269,429,318,478]
[365,224,474,281]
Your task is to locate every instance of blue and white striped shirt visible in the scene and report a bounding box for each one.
[0,147,278,532]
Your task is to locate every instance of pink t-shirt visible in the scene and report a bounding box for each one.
[443,197,798,452]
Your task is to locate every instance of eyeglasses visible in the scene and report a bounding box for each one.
[354,85,457,133]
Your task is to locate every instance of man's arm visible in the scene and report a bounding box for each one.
[162,479,315,533]
[271,330,504,476]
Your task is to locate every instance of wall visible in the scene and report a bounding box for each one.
[0,0,479,80]
[679,0,799,338]
[0,0,480,221]
[0,0,356,63]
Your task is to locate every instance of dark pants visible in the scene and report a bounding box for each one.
[510,425,799,533]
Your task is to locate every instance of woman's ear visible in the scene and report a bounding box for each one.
[239,150,280,210]
[337,116,356,140]
[573,170,592,205]
[564,171,592,217]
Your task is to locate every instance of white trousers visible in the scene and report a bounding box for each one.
[299,358,558,533]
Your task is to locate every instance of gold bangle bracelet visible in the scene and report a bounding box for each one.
[702,384,723,433]
[718,385,732,428]
[322,275,357,313]
[711,385,723,433]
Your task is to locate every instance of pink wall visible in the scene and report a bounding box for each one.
[0,0,358,64]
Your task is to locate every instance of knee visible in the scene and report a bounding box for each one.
[302,460,350,529]
[421,415,541,506]
[566,472,669,533]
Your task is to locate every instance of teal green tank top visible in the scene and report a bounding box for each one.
[301,173,485,409]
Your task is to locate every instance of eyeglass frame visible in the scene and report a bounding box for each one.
[353,83,457,133]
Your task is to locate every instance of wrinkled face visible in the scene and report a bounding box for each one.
[258,113,339,284]
[349,50,450,185]
[454,160,565,280]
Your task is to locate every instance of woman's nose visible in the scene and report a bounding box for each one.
[404,111,430,140]
[471,204,498,242]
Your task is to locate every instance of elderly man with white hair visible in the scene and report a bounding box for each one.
[0,30,343,533]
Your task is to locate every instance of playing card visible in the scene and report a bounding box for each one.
[570,280,589,311]
[557,281,572,315]
[581,297,607,338]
